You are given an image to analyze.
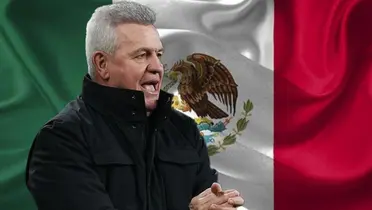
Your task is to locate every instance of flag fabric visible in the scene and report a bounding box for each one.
[137,1,274,209]
[275,0,372,209]
[0,0,112,209]
[1,0,372,210]
[1,0,274,209]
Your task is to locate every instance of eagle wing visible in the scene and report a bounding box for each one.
[176,64,211,117]
[187,53,239,115]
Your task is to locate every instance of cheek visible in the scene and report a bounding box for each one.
[118,72,139,89]
[118,66,145,89]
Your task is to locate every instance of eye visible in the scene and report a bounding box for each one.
[157,52,163,58]
[136,53,146,59]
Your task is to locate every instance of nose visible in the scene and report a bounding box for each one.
[147,54,163,73]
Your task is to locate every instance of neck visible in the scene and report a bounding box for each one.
[82,74,174,125]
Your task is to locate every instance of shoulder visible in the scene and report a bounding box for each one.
[46,100,83,128]
[35,99,89,147]
[26,99,93,180]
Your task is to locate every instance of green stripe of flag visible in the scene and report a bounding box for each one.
[0,1,111,209]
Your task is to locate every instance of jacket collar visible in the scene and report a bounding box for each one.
[81,74,173,123]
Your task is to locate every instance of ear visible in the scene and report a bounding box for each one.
[92,51,110,80]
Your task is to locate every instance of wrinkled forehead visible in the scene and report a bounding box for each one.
[115,23,163,51]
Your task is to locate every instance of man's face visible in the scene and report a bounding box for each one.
[93,23,164,111]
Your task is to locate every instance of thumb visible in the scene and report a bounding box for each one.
[211,182,223,195]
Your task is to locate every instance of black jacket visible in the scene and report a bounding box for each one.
[26,75,218,210]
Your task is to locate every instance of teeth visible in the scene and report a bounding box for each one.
[142,84,156,92]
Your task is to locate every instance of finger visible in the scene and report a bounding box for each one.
[227,196,245,206]
[216,188,240,197]
[190,188,213,208]
[211,183,223,195]
[224,189,236,193]
[192,189,217,208]
[199,189,240,209]
[223,189,240,196]
[215,201,232,208]
[211,190,240,205]
[199,188,212,198]
[198,192,226,210]
[192,188,212,201]
[209,204,235,210]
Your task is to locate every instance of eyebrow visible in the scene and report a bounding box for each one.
[129,47,164,56]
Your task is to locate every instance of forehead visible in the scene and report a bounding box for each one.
[115,23,163,51]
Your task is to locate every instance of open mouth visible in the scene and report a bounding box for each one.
[140,80,159,93]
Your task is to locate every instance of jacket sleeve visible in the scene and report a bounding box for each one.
[26,119,116,210]
[192,121,219,196]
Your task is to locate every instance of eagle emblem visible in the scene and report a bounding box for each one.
[163,53,253,156]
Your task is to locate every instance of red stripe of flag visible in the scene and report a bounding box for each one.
[274,0,372,209]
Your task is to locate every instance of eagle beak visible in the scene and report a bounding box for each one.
[167,71,179,81]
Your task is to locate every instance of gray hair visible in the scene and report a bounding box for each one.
[85,1,156,77]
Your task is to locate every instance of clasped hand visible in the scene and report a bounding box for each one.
[189,183,244,210]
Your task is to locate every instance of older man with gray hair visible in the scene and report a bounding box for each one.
[25,1,245,210]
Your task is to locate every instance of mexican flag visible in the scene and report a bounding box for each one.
[1,0,372,210]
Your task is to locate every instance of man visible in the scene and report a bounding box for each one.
[25,1,245,210]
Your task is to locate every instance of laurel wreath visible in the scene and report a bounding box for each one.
[207,99,254,156]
